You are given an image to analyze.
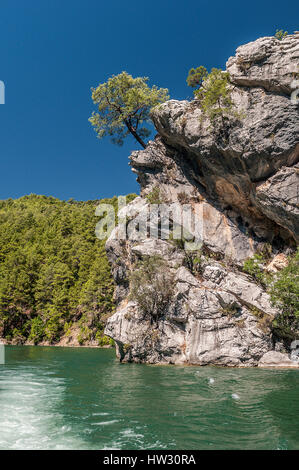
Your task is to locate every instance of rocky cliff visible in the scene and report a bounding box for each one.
[105,33,299,367]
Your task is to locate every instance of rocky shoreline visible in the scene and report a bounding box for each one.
[0,338,113,348]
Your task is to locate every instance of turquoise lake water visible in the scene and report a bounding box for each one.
[0,346,298,450]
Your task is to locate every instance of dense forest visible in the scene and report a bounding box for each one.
[0,194,136,346]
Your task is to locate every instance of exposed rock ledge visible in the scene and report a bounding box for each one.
[258,351,299,368]
[105,34,299,367]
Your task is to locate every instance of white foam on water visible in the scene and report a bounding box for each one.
[231,393,240,400]
[101,445,121,450]
[209,378,215,384]
[0,369,86,450]
[120,428,144,439]
[0,363,171,451]
[91,420,119,426]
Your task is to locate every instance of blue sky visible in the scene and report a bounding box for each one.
[0,0,297,201]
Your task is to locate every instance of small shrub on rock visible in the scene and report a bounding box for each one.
[129,256,174,319]
[275,29,288,40]
[270,248,299,339]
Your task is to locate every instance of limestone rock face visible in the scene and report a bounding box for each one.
[254,165,299,243]
[258,351,299,368]
[105,34,299,366]
[226,33,299,93]
[105,224,277,366]
[149,34,299,242]
[130,137,260,263]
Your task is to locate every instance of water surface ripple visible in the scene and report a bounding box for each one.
[0,346,298,450]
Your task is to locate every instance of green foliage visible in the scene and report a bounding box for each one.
[123,343,132,353]
[275,29,288,40]
[96,330,114,347]
[243,253,269,286]
[186,66,208,88]
[220,304,239,318]
[243,249,299,340]
[195,69,234,122]
[0,194,135,345]
[246,305,273,333]
[63,321,73,337]
[145,186,162,204]
[44,311,62,342]
[129,256,174,318]
[28,317,45,344]
[77,321,93,345]
[89,71,169,148]
[169,228,200,252]
[171,236,185,250]
[187,67,242,124]
[270,249,299,339]
[183,251,202,275]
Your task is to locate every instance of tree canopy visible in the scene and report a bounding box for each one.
[187,66,235,123]
[271,248,299,339]
[243,248,299,341]
[186,66,208,89]
[89,71,169,148]
[0,193,136,345]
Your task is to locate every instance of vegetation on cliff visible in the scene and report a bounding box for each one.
[129,256,174,319]
[186,66,237,123]
[270,249,299,339]
[0,193,136,345]
[275,29,288,40]
[243,248,299,340]
[89,71,169,148]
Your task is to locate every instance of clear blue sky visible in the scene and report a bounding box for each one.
[0,0,297,201]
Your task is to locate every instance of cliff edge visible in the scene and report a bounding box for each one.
[105,33,299,367]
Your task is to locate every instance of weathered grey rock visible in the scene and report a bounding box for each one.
[254,165,299,242]
[105,301,187,365]
[208,269,278,317]
[226,33,299,94]
[105,225,278,366]
[151,91,298,191]
[105,34,299,367]
[258,351,299,368]
[130,138,261,263]
[149,35,299,242]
